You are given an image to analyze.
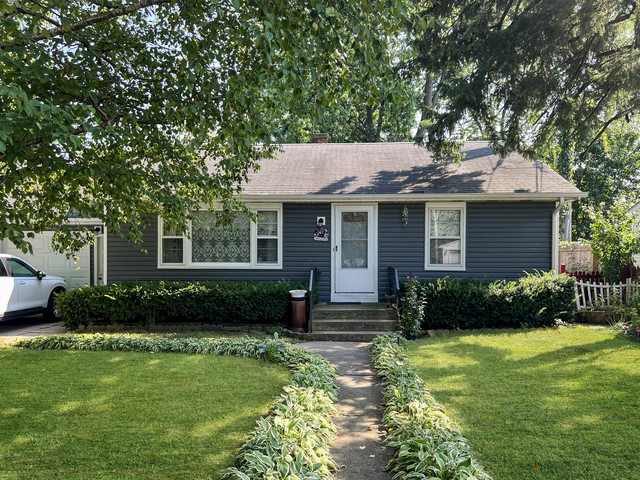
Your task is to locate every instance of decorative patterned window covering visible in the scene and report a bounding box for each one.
[192,211,251,263]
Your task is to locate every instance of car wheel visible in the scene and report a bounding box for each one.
[44,288,65,320]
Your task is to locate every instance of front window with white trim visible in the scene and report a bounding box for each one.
[158,205,282,268]
[160,224,185,265]
[256,210,279,264]
[425,202,466,270]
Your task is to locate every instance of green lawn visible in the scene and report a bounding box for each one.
[0,347,289,480]
[407,326,640,480]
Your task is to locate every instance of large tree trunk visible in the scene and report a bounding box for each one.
[363,105,376,142]
[375,99,385,142]
[414,74,433,143]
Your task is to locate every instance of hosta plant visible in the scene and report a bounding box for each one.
[371,334,492,480]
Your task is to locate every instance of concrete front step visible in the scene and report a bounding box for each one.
[311,331,393,342]
[310,303,398,341]
[313,319,397,332]
[312,303,396,320]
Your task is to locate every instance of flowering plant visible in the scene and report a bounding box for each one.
[399,275,423,337]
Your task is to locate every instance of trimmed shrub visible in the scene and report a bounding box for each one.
[56,280,313,329]
[400,271,575,330]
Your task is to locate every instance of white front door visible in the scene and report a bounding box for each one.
[332,204,378,302]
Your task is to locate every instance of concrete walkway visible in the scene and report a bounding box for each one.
[299,342,393,480]
[0,318,67,344]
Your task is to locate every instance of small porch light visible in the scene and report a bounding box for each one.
[402,204,409,226]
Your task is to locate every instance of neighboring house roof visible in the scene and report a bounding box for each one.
[211,141,585,200]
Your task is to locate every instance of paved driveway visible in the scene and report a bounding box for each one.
[0,316,68,344]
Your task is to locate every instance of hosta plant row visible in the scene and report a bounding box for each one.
[371,334,493,480]
[14,334,338,480]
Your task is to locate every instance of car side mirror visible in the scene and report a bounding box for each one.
[36,271,46,280]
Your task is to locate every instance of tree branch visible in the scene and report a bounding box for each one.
[606,2,636,26]
[490,0,515,31]
[597,44,633,58]
[569,86,611,139]
[1,0,173,49]
[579,103,640,160]
[14,7,62,27]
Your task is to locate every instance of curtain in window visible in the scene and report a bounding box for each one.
[192,212,250,263]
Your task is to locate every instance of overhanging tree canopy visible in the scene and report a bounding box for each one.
[0,0,398,253]
[411,0,640,161]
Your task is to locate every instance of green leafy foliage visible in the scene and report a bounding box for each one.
[56,280,315,329]
[588,201,640,282]
[400,272,575,330]
[0,0,401,254]
[409,0,640,162]
[371,335,492,480]
[264,34,421,144]
[14,334,339,480]
[611,290,640,340]
[398,275,422,336]
[540,123,640,240]
[222,386,337,480]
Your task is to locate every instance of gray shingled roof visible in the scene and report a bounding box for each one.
[218,141,584,198]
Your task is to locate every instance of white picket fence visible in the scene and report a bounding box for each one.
[574,278,640,310]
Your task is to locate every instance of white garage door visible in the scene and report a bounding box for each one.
[1,233,91,289]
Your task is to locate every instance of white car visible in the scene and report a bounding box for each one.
[0,254,67,321]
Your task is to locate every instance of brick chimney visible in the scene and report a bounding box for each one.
[311,133,329,143]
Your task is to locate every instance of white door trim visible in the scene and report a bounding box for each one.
[331,203,378,303]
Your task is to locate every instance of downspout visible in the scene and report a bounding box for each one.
[552,197,565,272]
[102,224,108,285]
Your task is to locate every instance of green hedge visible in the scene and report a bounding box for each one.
[57,280,312,329]
[401,271,575,330]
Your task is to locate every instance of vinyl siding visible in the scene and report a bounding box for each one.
[107,204,332,299]
[108,201,554,302]
[378,202,554,299]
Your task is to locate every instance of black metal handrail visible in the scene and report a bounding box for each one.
[308,267,319,333]
[388,266,400,314]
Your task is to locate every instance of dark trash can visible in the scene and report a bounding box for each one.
[289,289,307,331]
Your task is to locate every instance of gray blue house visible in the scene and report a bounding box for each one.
[104,141,585,303]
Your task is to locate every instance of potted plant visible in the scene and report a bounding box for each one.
[578,307,607,325]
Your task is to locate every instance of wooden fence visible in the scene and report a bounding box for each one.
[574,278,640,311]
[559,245,597,272]
[569,270,603,283]
[567,264,639,284]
